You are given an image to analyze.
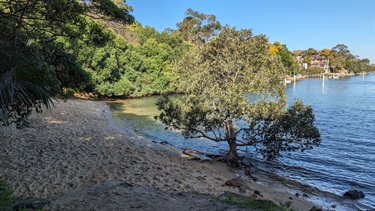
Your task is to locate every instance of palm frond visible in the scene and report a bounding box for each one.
[0,74,54,127]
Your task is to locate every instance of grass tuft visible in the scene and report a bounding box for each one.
[0,179,15,210]
[214,192,293,211]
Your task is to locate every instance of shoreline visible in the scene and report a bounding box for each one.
[107,98,372,210]
[0,99,367,210]
[98,98,372,210]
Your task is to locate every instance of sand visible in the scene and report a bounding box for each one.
[0,99,349,210]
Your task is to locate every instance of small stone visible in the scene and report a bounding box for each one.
[130,203,143,208]
[239,187,246,193]
[309,206,323,211]
[244,168,251,176]
[331,204,336,208]
[225,177,245,187]
[295,192,300,197]
[254,190,261,195]
[343,190,365,200]
[289,197,293,200]
[303,193,309,198]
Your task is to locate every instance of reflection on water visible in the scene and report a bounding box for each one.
[108,97,162,136]
[109,74,375,208]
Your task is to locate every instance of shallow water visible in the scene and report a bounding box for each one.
[108,74,375,208]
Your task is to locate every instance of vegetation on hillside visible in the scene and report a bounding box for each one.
[294,44,375,74]
[270,41,301,75]
[64,22,189,97]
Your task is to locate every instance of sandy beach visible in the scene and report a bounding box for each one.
[0,99,354,210]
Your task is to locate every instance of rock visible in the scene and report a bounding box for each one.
[244,168,251,176]
[239,187,246,193]
[130,203,144,208]
[183,149,212,161]
[254,190,261,195]
[295,192,300,197]
[302,193,309,198]
[225,177,245,187]
[331,204,336,208]
[190,157,201,161]
[13,198,50,210]
[343,190,365,199]
[309,206,323,211]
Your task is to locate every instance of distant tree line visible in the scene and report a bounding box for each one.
[293,44,374,74]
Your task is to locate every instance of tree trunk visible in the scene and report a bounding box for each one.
[226,137,239,167]
[225,120,239,167]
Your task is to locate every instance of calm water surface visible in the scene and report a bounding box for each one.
[108,74,375,208]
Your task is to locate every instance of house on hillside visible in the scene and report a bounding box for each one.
[310,55,330,72]
[296,55,330,73]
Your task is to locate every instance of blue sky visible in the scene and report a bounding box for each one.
[127,0,375,64]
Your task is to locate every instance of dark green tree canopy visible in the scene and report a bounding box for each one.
[66,21,189,97]
[0,0,134,127]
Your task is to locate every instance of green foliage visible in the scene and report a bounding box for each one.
[298,44,373,74]
[246,99,320,159]
[302,55,312,67]
[67,20,188,97]
[132,24,190,60]
[0,0,137,127]
[175,8,222,44]
[156,26,320,162]
[292,50,303,56]
[278,44,301,75]
[328,50,347,73]
[323,44,373,73]
[269,42,300,74]
[305,67,324,75]
[215,192,287,211]
[0,73,54,128]
[346,58,373,73]
[304,48,318,56]
[0,180,14,210]
[332,44,351,58]
[0,0,90,127]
